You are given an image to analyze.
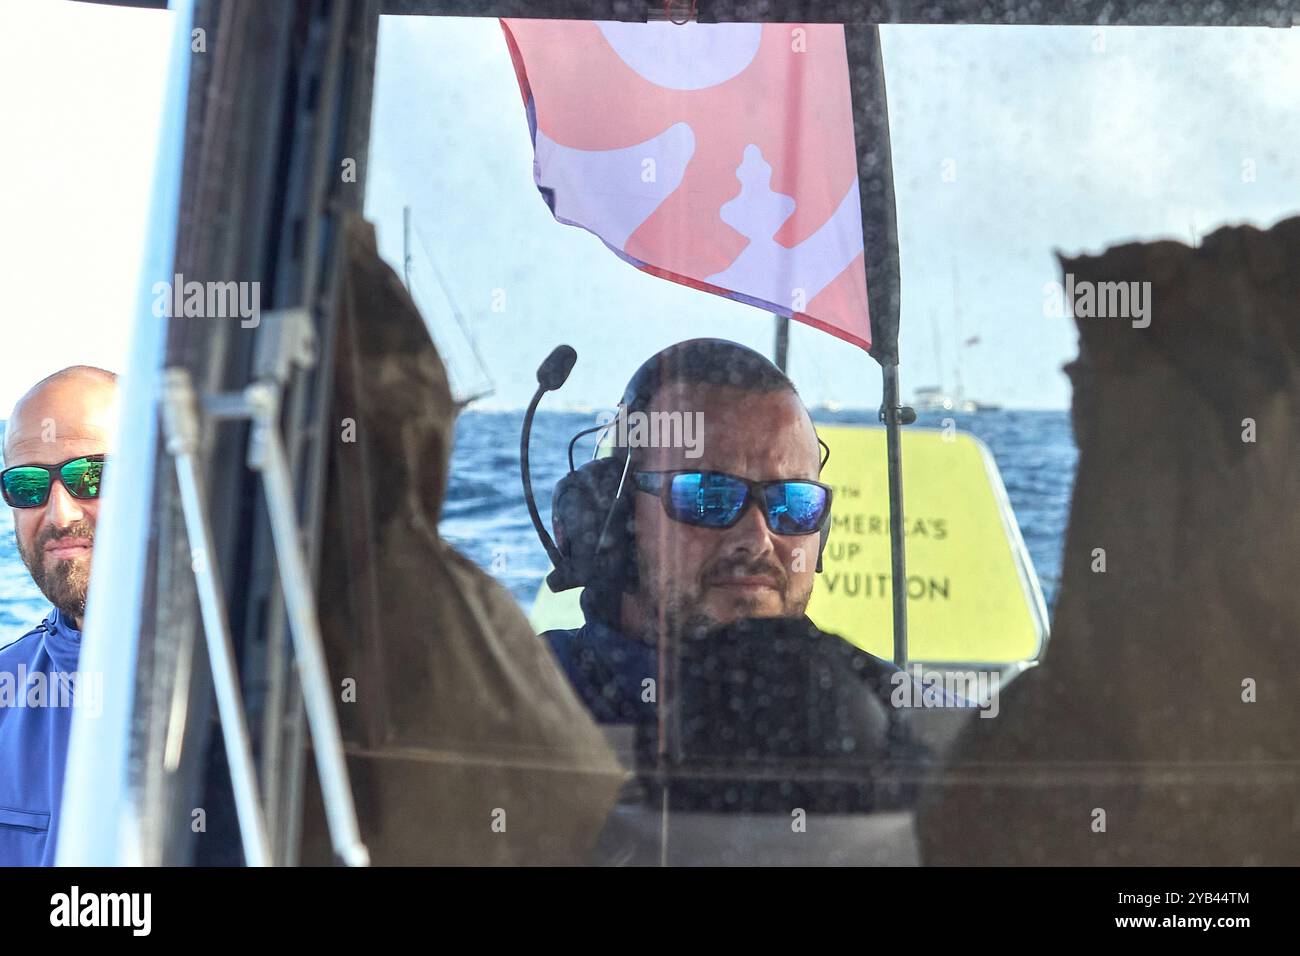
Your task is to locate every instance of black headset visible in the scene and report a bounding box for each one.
[520,339,832,595]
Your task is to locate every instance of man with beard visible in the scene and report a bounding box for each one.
[540,341,942,863]
[0,366,115,866]
[542,340,911,729]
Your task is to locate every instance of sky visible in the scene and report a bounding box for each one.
[0,1,169,419]
[365,16,1300,411]
[2,7,1299,415]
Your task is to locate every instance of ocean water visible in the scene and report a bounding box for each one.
[0,498,46,637]
[0,410,1076,640]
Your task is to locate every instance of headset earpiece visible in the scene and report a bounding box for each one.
[814,433,832,573]
[815,519,831,573]
[547,454,636,593]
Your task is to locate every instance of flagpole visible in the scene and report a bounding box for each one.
[880,362,915,667]
[773,314,790,373]
[845,23,909,666]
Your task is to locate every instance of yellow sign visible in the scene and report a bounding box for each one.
[811,424,1046,664]
[529,424,1048,665]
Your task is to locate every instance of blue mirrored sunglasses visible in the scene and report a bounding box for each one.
[633,470,832,536]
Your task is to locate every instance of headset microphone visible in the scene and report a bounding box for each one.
[520,346,577,576]
[536,344,577,391]
[520,345,636,594]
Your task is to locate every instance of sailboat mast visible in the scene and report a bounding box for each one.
[773,314,790,372]
[402,205,413,291]
[931,307,944,395]
[951,259,965,404]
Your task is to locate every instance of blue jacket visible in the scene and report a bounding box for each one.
[0,609,83,866]
[543,591,660,727]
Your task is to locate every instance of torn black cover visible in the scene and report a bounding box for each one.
[917,215,1300,865]
[298,216,625,865]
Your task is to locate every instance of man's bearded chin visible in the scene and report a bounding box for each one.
[634,553,792,645]
[17,522,95,624]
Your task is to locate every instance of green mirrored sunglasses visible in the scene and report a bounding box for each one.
[0,455,106,509]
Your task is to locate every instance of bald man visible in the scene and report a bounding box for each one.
[0,365,116,866]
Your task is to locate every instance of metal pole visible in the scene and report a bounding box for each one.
[246,383,370,868]
[55,0,196,868]
[880,362,914,667]
[162,370,274,867]
[773,314,790,373]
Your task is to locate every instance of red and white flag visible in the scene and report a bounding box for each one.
[501,19,872,352]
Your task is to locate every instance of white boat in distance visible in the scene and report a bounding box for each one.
[911,385,1002,414]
